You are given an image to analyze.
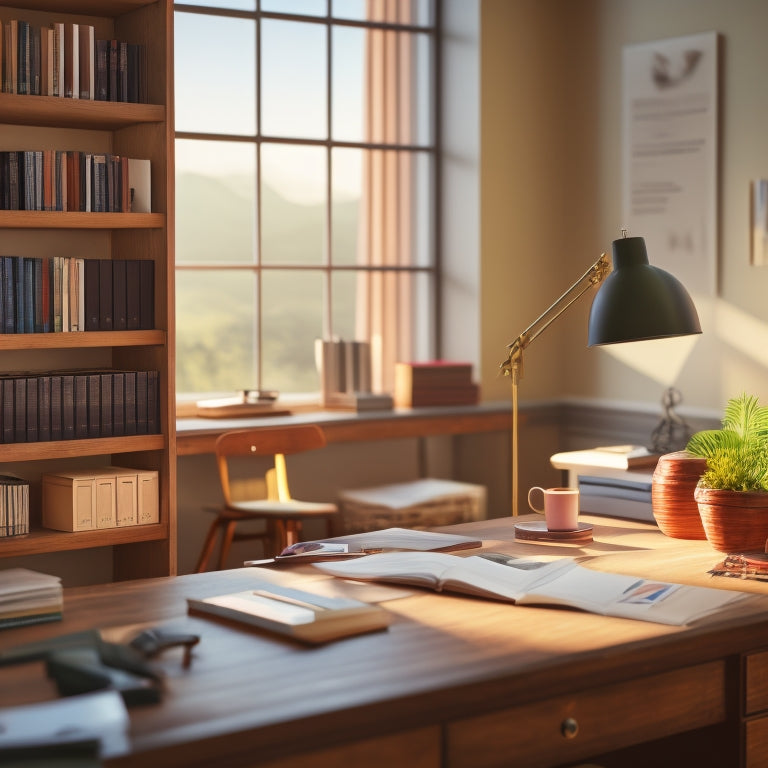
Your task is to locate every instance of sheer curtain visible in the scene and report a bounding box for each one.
[357,0,418,394]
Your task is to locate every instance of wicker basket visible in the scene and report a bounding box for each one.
[337,478,486,535]
[651,451,707,539]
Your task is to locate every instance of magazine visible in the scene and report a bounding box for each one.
[313,552,755,626]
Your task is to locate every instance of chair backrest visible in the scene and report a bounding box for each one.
[214,425,328,506]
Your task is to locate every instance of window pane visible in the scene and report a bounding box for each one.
[331,270,356,339]
[261,144,326,265]
[175,12,255,135]
[176,139,256,264]
[331,0,365,21]
[331,26,364,142]
[261,19,327,139]
[261,271,323,393]
[176,270,256,393]
[331,148,361,266]
[261,0,327,15]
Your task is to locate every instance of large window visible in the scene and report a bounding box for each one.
[174,0,439,396]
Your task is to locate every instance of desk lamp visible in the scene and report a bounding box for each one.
[500,231,702,516]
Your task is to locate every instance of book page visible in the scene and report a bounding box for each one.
[520,564,750,625]
[313,551,454,589]
[314,552,577,600]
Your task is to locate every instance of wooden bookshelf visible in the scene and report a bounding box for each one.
[0,0,176,581]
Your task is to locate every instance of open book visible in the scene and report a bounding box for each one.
[313,552,755,626]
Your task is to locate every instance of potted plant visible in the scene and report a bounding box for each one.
[686,393,768,552]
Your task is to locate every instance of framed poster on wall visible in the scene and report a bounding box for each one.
[622,32,719,296]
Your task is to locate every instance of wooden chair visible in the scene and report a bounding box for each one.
[194,424,338,572]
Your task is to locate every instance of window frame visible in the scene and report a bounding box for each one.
[173,0,442,395]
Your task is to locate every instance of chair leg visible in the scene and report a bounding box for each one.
[195,517,224,573]
[218,519,238,570]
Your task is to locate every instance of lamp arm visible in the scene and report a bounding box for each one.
[500,252,611,518]
[500,253,611,382]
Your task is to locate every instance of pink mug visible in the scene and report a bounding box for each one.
[527,486,580,531]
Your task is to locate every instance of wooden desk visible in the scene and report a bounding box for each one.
[2,515,768,768]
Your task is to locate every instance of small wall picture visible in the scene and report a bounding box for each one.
[751,179,768,266]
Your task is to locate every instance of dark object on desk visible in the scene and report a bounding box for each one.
[513,520,593,544]
[0,739,102,767]
[0,627,199,706]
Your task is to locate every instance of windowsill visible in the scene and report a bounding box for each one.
[175,400,514,456]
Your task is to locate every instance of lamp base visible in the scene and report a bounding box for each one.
[514,521,593,544]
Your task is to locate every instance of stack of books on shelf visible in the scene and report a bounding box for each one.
[1,18,146,102]
[394,361,480,407]
[0,369,160,443]
[0,255,154,334]
[0,568,63,629]
[43,466,159,532]
[0,475,29,537]
[0,152,151,213]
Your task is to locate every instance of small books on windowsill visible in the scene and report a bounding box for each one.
[187,581,391,644]
[313,552,756,626]
[0,568,63,630]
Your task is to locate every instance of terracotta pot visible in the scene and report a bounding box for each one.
[694,485,768,552]
[652,451,707,539]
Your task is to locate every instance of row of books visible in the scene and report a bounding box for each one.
[0,474,29,537]
[0,151,151,213]
[394,361,480,407]
[0,255,154,334]
[0,369,160,444]
[1,19,146,102]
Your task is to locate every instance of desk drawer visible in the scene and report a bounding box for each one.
[746,650,768,715]
[447,661,726,768]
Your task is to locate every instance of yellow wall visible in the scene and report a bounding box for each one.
[480,0,768,414]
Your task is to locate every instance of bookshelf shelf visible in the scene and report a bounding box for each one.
[0,435,165,462]
[0,92,165,130]
[0,522,168,558]
[0,0,176,582]
[0,330,166,350]
[0,212,165,229]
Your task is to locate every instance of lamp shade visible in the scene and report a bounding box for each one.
[587,236,702,346]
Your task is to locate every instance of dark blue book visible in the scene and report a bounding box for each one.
[61,374,75,440]
[38,375,51,441]
[1,379,14,443]
[13,257,23,334]
[33,257,43,333]
[50,375,62,441]
[23,257,35,333]
[2,257,15,334]
[13,378,26,443]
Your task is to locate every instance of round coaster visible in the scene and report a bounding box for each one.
[514,521,593,544]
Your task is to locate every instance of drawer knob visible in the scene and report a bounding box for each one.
[561,717,579,739]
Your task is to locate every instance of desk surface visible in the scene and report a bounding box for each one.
[2,515,767,767]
